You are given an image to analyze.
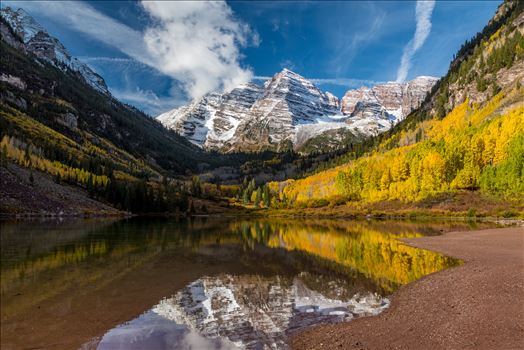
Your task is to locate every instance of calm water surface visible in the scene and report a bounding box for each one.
[1,218,493,349]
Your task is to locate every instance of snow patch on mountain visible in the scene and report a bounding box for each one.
[157,83,263,148]
[1,7,110,95]
[341,76,438,123]
[157,67,437,153]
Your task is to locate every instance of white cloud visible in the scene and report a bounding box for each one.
[140,1,256,99]
[6,0,256,101]
[396,0,436,82]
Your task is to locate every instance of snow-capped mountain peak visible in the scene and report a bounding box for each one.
[1,7,110,95]
[157,83,263,148]
[1,7,45,42]
[157,69,438,153]
[341,77,439,121]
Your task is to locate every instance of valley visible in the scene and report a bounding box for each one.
[1,2,523,219]
[1,1,524,350]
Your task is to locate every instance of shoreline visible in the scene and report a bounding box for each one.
[291,226,524,349]
[2,205,523,224]
[2,212,523,228]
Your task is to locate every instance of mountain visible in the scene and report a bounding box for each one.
[341,76,438,120]
[0,7,109,95]
[402,1,524,127]
[158,69,437,154]
[263,1,524,213]
[228,69,344,153]
[157,83,263,149]
[0,7,216,214]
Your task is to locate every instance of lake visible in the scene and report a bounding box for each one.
[0,218,494,349]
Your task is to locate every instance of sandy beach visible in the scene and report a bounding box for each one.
[291,226,524,350]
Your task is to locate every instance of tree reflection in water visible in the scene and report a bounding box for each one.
[1,218,486,349]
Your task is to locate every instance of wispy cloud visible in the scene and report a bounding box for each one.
[271,17,289,32]
[279,59,297,71]
[78,56,137,64]
[6,0,257,101]
[329,5,386,75]
[3,1,147,60]
[112,87,186,116]
[78,56,158,74]
[396,0,436,82]
[309,78,382,87]
[80,57,186,115]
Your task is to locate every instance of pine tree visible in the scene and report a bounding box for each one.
[242,189,250,204]
[180,190,189,212]
[87,174,95,197]
[283,192,290,208]
[23,145,31,167]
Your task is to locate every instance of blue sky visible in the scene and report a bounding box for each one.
[3,1,500,116]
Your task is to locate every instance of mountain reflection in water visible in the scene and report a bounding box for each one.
[95,274,388,350]
[1,218,488,349]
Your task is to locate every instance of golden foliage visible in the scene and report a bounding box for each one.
[274,89,524,207]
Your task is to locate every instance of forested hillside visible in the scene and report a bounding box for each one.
[0,15,219,214]
[2,2,523,217]
[261,1,524,215]
[0,9,365,215]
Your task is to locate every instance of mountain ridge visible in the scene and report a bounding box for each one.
[0,7,222,214]
[158,69,438,154]
[0,7,110,95]
[261,0,524,211]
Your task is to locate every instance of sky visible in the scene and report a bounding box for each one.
[2,0,501,116]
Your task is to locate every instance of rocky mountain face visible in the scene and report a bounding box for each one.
[0,7,109,95]
[229,69,343,152]
[157,83,263,149]
[0,7,209,180]
[443,4,524,112]
[341,77,438,118]
[409,1,524,125]
[158,69,437,154]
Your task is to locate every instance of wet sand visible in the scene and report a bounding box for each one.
[291,227,524,350]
